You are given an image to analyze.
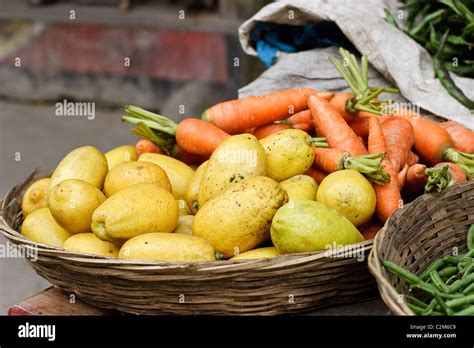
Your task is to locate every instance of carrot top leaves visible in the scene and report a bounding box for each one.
[425,165,453,192]
[122,105,178,150]
[329,48,399,115]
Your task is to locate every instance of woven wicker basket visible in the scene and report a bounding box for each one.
[368,181,474,315]
[0,170,377,315]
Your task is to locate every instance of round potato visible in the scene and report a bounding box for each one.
[103,161,171,197]
[49,179,106,234]
[21,178,50,217]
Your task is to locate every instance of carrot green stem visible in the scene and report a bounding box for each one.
[306,137,328,148]
[330,48,399,115]
[425,165,453,192]
[122,105,179,150]
[343,153,390,185]
[124,106,178,135]
[444,148,474,179]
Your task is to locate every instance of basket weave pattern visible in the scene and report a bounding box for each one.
[0,170,377,315]
[368,181,474,315]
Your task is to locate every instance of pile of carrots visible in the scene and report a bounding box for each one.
[123,49,474,241]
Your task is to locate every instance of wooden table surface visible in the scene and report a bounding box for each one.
[8,287,390,316]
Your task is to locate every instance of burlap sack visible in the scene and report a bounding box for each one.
[238,0,473,129]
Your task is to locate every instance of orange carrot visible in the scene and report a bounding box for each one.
[398,164,409,189]
[407,151,419,166]
[202,89,332,134]
[361,222,383,240]
[176,118,230,157]
[368,116,402,222]
[253,123,290,140]
[439,162,467,183]
[285,110,313,132]
[329,92,355,122]
[308,95,367,156]
[170,144,208,165]
[313,148,347,173]
[394,110,454,166]
[349,112,391,139]
[313,147,389,184]
[292,122,312,132]
[403,164,427,196]
[381,117,415,171]
[425,162,467,192]
[439,121,474,153]
[305,167,327,185]
[136,139,164,156]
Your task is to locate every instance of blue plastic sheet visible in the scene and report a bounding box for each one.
[251,21,353,68]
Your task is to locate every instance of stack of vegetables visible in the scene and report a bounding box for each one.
[122,47,474,240]
[384,225,474,316]
[385,0,474,109]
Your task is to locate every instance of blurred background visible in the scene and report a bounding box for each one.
[0,0,269,313]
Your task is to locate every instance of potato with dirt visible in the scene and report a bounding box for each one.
[193,176,288,258]
[198,134,266,206]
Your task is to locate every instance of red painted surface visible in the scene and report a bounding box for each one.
[1,24,229,83]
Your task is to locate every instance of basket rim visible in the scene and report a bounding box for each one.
[367,180,474,316]
[1,179,373,270]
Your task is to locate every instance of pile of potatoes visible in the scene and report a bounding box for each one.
[20,130,363,262]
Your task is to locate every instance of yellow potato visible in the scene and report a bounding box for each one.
[103,161,171,197]
[174,215,194,235]
[279,174,318,201]
[105,145,138,170]
[48,146,108,194]
[118,232,215,262]
[21,178,50,217]
[138,153,194,199]
[49,179,106,234]
[316,170,376,226]
[259,129,314,181]
[193,176,288,258]
[230,247,280,260]
[63,233,120,258]
[92,183,179,245]
[184,160,208,214]
[198,134,266,206]
[21,208,72,247]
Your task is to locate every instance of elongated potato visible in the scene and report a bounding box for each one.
[21,208,72,247]
[48,146,108,193]
[193,176,288,258]
[92,183,179,245]
[198,134,266,206]
[118,232,215,262]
